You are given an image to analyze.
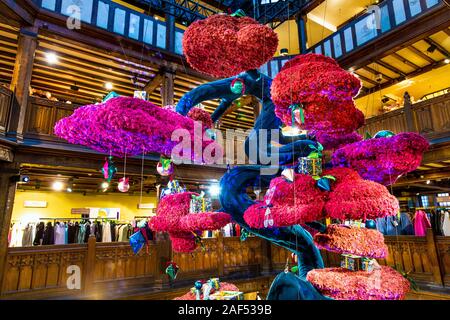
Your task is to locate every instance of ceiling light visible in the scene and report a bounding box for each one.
[20,175,30,183]
[101,181,109,189]
[66,187,72,192]
[426,180,431,184]
[280,48,289,56]
[209,184,221,197]
[104,82,113,90]
[45,52,58,64]
[52,181,64,191]
[445,58,450,64]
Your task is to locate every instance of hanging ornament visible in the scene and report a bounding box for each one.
[312,175,336,191]
[365,219,377,229]
[290,265,299,274]
[230,9,246,17]
[118,177,130,192]
[101,156,117,182]
[102,91,120,102]
[157,156,174,176]
[281,168,295,182]
[240,228,250,241]
[373,130,395,139]
[289,103,305,126]
[230,78,245,95]
[194,280,203,300]
[165,261,179,280]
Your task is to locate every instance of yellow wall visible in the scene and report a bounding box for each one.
[12,190,157,223]
[274,20,300,56]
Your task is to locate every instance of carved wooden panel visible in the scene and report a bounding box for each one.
[436,237,450,287]
[2,245,87,295]
[94,242,157,282]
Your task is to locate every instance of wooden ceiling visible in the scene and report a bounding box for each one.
[0,22,256,131]
[354,28,450,100]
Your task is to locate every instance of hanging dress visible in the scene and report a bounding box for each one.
[442,211,450,236]
[414,210,431,236]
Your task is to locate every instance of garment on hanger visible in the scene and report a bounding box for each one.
[21,223,36,247]
[33,222,45,245]
[376,213,414,236]
[9,222,24,247]
[102,221,112,242]
[442,211,450,236]
[54,222,66,245]
[43,222,55,245]
[414,210,431,236]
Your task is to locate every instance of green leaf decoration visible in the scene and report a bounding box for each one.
[364,131,372,140]
[322,175,336,181]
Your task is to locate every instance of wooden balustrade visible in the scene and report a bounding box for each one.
[2,230,448,299]
[0,86,12,135]
[359,93,450,139]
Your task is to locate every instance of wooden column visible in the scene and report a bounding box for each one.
[217,232,224,276]
[425,228,445,287]
[154,235,172,288]
[0,163,19,290]
[403,92,416,132]
[260,238,273,275]
[9,26,38,140]
[160,71,175,107]
[83,235,97,293]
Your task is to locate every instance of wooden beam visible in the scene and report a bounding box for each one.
[363,65,393,81]
[354,73,378,86]
[408,45,436,64]
[424,37,450,57]
[375,60,407,77]
[391,52,421,70]
[160,71,175,106]
[144,72,164,95]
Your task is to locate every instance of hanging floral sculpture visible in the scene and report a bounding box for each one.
[182,13,278,78]
[271,54,363,135]
[54,97,219,159]
[150,192,231,252]
[243,167,399,229]
[331,132,429,185]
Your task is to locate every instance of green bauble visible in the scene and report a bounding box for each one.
[373,130,395,138]
[230,80,244,95]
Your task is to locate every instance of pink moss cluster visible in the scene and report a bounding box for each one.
[54,97,219,158]
[307,266,410,300]
[332,132,429,185]
[183,14,278,78]
[314,224,388,259]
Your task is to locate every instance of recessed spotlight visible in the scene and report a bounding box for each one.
[101,181,109,189]
[445,58,450,64]
[426,180,431,184]
[52,181,64,191]
[104,82,113,90]
[20,175,30,183]
[45,52,58,64]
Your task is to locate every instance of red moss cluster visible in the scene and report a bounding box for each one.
[150,192,231,252]
[314,224,388,259]
[271,54,363,136]
[183,14,278,78]
[243,167,399,228]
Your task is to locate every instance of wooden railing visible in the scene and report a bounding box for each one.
[24,96,79,141]
[2,230,449,299]
[0,86,12,135]
[359,92,450,140]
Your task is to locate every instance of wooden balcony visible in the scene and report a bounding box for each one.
[358,92,450,142]
[1,229,448,299]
